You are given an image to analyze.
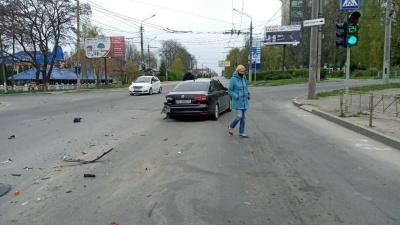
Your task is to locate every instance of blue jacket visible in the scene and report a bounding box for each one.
[228,72,249,110]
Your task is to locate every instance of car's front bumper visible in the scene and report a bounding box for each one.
[129,88,150,94]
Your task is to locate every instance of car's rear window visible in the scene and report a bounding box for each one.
[173,82,209,92]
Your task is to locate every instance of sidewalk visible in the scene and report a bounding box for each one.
[293,90,400,150]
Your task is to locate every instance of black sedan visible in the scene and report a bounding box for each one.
[162,78,232,120]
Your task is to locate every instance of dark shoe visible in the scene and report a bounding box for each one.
[228,126,233,136]
[239,134,249,138]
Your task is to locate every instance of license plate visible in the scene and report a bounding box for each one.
[176,100,191,104]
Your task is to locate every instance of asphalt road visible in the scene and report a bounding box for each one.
[1,78,400,225]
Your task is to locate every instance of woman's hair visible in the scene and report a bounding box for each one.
[236,65,246,72]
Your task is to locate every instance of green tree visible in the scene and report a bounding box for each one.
[159,60,167,79]
[170,54,184,79]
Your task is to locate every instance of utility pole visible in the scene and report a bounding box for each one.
[140,25,144,69]
[249,20,253,82]
[0,33,7,93]
[317,0,323,81]
[233,8,252,82]
[76,0,81,90]
[383,0,392,84]
[140,14,156,71]
[11,5,15,89]
[308,0,318,99]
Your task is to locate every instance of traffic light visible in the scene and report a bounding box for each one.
[335,22,347,48]
[346,11,361,47]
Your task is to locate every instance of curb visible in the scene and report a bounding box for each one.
[293,97,400,150]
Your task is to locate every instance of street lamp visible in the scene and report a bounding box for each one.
[140,14,156,71]
[233,8,253,82]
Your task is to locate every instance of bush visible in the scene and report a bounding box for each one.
[331,70,345,78]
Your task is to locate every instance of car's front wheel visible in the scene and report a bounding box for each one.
[158,86,162,94]
[212,103,219,121]
[227,98,232,112]
[149,88,153,95]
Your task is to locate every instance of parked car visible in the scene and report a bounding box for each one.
[129,76,162,95]
[162,79,232,120]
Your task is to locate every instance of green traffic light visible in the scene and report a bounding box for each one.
[347,35,358,45]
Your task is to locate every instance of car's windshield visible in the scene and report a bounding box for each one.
[173,82,209,92]
[134,76,151,83]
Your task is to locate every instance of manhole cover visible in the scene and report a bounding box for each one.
[0,183,11,197]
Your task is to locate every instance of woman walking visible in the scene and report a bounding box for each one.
[228,65,250,138]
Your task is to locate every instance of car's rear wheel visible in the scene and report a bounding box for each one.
[158,86,162,94]
[212,103,219,120]
[149,88,153,95]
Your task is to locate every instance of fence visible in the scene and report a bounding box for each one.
[340,91,400,127]
[0,83,98,92]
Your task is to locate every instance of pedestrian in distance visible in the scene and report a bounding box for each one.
[228,65,250,138]
[183,68,195,81]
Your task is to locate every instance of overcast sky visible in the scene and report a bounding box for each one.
[77,0,283,75]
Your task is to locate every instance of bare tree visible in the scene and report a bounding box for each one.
[0,0,91,90]
[159,40,195,71]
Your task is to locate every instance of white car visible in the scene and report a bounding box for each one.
[129,76,162,95]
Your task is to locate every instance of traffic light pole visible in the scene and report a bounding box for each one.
[344,47,351,112]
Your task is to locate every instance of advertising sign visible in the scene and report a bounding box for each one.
[218,60,231,67]
[84,36,125,58]
[263,25,301,45]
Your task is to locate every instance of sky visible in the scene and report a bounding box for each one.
[78,0,283,75]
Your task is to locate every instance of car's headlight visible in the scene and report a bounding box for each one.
[166,97,173,101]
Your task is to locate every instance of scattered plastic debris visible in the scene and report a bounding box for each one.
[84,174,96,178]
[1,159,12,164]
[8,135,15,139]
[178,151,182,154]
[110,222,119,225]
[21,201,28,206]
[23,167,33,170]
[14,190,20,196]
[63,148,114,164]
[11,174,21,176]
[0,183,11,197]
[73,117,82,123]
[66,190,72,193]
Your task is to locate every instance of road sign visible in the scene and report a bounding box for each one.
[341,0,359,10]
[303,18,325,27]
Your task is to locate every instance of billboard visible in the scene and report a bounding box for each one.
[250,39,261,71]
[263,25,301,45]
[84,36,125,58]
[218,60,231,67]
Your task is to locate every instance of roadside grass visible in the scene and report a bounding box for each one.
[316,83,400,98]
[251,77,309,86]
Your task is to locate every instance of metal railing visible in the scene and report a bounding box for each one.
[340,91,400,127]
[0,83,98,92]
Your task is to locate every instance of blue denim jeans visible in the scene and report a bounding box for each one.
[229,109,247,135]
